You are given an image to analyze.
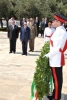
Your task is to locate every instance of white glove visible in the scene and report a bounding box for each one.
[43,53,49,58]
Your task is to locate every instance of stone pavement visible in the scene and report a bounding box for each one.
[0,32,67,100]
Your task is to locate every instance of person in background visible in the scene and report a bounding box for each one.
[44,13,67,100]
[8,16,16,26]
[64,21,67,31]
[44,17,48,28]
[8,18,13,26]
[44,20,55,42]
[20,21,30,55]
[8,20,19,53]
[28,18,37,52]
[20,17,26,27]
[27,18,30,26]
[40,18,45,37]
[27,18,30,25]
[35,17,40,37]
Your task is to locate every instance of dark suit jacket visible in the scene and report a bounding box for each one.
[8,25,19,40]
[35,20,39,30]
[41,21,45,29]
[20,26,30,42]
[45,21,48,28]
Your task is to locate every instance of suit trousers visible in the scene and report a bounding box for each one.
[29,38,34,51]
[10,38,16,52]
[22,41,27,54]
[41,29,44,36]
[51,67,63,100]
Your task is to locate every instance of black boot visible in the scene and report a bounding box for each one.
[47,95,53,100]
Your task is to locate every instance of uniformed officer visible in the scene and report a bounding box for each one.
[44,13,67,100]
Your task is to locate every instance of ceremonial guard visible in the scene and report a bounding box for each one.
[44,13,67,100]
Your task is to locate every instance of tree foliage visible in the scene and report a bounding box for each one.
[0,0,9,18]
[0,0,67,20]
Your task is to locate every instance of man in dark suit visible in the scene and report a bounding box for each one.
[40,18,45,37]
[7,20,19,53]
[35,17,39,37]
[44,18,48,28]
[20,22,30,55]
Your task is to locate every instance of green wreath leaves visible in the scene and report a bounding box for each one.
[34,42,52,100]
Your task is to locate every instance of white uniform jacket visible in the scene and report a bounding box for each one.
[44,27,55,42]
[47,26,67,67]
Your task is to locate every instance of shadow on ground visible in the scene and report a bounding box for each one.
[15,52,22,54]
[64,94,67,100]
[42,93,67,100]
[34,50,41,52]
[28,53,40,56]
[15,52,40,56]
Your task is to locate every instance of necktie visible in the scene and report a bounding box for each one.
[24,28,26,32]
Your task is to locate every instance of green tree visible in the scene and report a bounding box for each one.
[0,0,10,27]
[0,0,67,24]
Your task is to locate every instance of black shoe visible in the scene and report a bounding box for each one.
[13,51,15,54]
[29,50,32,52]
[25,53,27,56]
[22,53,25,55]
[22,53,24,55]
[47,95,53,100]
[9,51,12,53]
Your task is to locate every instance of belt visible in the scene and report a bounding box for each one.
[45,35,51,38]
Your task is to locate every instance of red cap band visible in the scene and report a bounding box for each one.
[54,15,65,23]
